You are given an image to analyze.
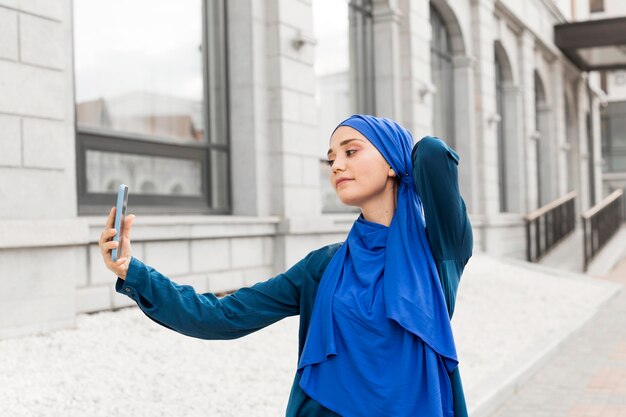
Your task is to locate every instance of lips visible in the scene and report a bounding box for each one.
[336,178,352,186]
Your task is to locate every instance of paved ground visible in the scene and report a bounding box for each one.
[0,254,619,416]
[488,257,626,417]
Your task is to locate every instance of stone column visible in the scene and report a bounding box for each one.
[264,0,323,271]
[552,59,569,198]
[0,0,85,338]
[452,54,479,215]
[502,84,525,213]
[229,0,271,217]
[398,0,432,135]
[519,30,539,211]
[372,0,403,119]
[265,0,319,220]
[470,0,497,216]
[576,76,591,211]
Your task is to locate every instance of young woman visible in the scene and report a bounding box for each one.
[99,114,473,417]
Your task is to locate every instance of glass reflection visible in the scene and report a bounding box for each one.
[314,0,361,213]
[74,0,205,145]
[86,150,202,197]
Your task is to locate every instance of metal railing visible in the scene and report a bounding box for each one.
[582,189,625,271]
[525,191,577,262]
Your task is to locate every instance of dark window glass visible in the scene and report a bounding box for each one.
[602,101,626,173]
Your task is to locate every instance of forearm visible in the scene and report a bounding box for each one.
[412,136,472,261]
[116,257,299,340]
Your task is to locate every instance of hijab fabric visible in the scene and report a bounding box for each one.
[297,115,458,416]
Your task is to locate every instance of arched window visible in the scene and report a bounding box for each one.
[171,184,185,195]
[430,5,455,147]
[495,50,507,212]
[140,181,157,194]
[534,71,548,207]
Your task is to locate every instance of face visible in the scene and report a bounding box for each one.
[326,126,396,208]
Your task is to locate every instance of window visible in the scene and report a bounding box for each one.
[495,50,507,212]
[430,5,455,148]
[590,0,604,13]
[601,101,626,173]
[73,0,229,214]
[314,0,375,213]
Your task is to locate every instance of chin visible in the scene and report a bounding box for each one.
[337,193,363,207]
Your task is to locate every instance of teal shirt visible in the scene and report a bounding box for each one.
[116,136,472,416]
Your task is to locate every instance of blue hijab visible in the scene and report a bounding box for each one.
[298,115,458,416]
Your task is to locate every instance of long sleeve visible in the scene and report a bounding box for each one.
[412,136,472,417]
[411,136,473,318]
[116,256,306,340]
[411,136,472,263]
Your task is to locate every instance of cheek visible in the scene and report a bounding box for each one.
[362,157,390,183]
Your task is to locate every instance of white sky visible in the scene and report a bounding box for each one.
[74,0,203,103]
[74,0,350,102]
[312,0,350,76]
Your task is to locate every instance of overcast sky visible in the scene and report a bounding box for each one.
[74,0,203,103]
[74,0,351,104]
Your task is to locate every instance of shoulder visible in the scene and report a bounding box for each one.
[292,242,344,282]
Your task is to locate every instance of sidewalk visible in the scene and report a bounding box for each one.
[0,254,621,416]
[488,257,626,417]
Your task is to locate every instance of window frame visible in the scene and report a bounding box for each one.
[74,0,230,216]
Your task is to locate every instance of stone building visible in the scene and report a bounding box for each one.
[0,0,621,337]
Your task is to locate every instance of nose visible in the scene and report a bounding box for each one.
[331,155,346,174]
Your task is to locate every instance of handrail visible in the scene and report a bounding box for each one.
[525,191,577,221]
[581,189,623,219]
[525,192,577,263]
[582,189,624,271]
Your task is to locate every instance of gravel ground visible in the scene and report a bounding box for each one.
[0,254,620,417]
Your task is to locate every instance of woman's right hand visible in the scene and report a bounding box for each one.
[99,206,136,280]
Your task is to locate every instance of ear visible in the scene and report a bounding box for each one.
[388,166,396,177]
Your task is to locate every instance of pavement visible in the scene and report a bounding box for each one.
[487,257,626,417]
[0,252,622,416]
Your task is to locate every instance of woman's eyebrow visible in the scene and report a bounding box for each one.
[327,138,365,156]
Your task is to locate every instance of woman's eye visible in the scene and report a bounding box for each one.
[324,150,355,167]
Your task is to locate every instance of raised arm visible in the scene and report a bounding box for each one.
[411,136,473,318]
[116,256,307,340]
[411,136,472,262]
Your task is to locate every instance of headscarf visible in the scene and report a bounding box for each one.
[297,115,458,416]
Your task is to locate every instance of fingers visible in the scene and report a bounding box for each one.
[99,207,132,279]
[101,240,119,252]
[99,228,117,247]
[105,206,116,228]
[99,207,117,245]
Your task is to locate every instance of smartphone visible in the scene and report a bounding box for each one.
[112,184,129,262]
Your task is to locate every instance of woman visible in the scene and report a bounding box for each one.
[99,115,473,417]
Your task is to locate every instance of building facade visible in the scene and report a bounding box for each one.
[0,0,610,337]
[595,1,626,210]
